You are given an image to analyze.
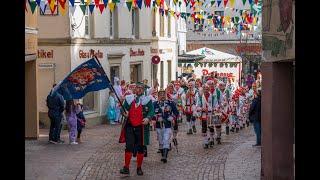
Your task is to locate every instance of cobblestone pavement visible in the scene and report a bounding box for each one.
[25,125,113,180]
[73,121,260,180]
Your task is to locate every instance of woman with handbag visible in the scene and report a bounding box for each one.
[107,91,117,125]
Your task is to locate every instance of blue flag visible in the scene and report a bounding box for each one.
[55,57,110,100]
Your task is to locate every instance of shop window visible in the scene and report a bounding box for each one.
[130,64,142,83]
[110,66,120,85]
[82,91,95,112]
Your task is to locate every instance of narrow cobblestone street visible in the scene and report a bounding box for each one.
[26,121,260,180]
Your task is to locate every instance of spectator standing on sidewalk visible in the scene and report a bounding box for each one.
[46,84,65,144]
[76,103,86,143]
[65,100,81,145]
[249,89,261,146]
[107,91,117,125]
[113,77,123,123]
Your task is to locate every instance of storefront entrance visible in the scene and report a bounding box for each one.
[130,63,142,83]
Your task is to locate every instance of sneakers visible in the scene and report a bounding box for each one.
[70,141,78,145]
[57,139,65,144]
[49,140,58,144]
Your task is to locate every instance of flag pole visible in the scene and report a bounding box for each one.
[93,56,128,128]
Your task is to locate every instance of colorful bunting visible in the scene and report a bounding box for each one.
[95,0,100,6]
[242,0,246,5]
[86,0,91,6]
[217,0,222,7]
[108,2,115,11]
[80,4,87,15]
[89,4,95,14]
[69,0,75,6]
[126,0,132,11]
[36,0,41,6]
[39,1,47,14]
[136,0,142,9]
[145,0,151,7]
[58,0,67,8]
[98,3,105,13]
[223,0,228,7]
[248,0,253,4]
[229,0,235,8]
[59,2,67,15]
[29,0,37,14]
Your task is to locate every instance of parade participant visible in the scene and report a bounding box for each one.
[183,80,198,134]
[196,85,215,148]
[121,80,126,95]
[153,88,179,163]
[119,82,155,176]
[226,76,236,95]
[238,87,247,129]
[173,80,185,124]
[166,83,175,101]
[218,82,232,135]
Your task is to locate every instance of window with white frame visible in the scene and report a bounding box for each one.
[131,8,139,38]
[110,10,113,37]
[84,6,90,37]
[167,15,171,37]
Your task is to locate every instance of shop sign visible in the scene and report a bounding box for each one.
[38,49,53,59]
[202,69,233,77]
[150,48,158,54]
[79,49,103,59]
[151,55,161,64]
[130,48,145,57]
[159,48,173,54]
[236,44,262,54]
[38,63,55,69]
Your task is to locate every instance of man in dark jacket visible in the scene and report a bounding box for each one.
[46,84,65,144]
[249,89,261,146]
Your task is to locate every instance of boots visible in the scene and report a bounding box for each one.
[246,121,250,127]
[173,138,178,146]
[192,125,197,133]
[209,139,214,147]
[161,148,168,163]
[236,127,239,133]
[204,143,209,149]
[226,126,230,135]
[187,129,193,135]
[137,167,143,176]
[230,127,235,132]
[143,146,148,157]
[217,137,221,144]
[120,167,130,174]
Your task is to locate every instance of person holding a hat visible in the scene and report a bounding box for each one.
[153,88,179,163]
[119,82,155,176]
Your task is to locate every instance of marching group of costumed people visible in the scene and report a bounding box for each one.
[108,72,262,176]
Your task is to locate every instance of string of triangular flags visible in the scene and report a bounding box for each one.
[26,0,261,33]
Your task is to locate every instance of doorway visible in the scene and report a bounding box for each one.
[130,63,142,83]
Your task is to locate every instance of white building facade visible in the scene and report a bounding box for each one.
[37,1,185,127]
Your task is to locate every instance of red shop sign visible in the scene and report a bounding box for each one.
[151,55,161,64]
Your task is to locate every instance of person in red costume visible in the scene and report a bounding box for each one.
[119,82,155,176]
